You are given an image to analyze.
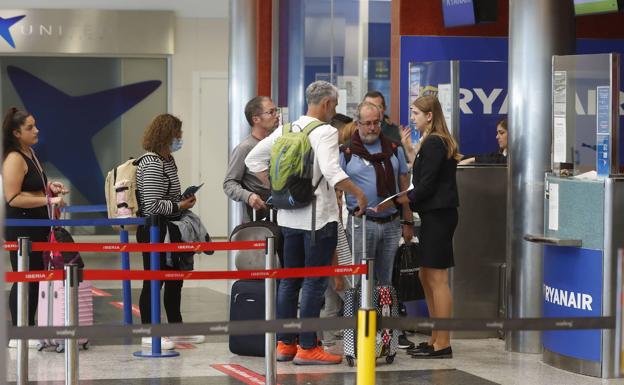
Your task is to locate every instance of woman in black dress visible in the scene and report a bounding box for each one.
[3,107,67,346]
[375,95,460,358]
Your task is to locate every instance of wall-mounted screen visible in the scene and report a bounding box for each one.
[574,0,621,16]
[441,0,497,28]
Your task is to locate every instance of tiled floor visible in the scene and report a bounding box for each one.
[5,249,624,384]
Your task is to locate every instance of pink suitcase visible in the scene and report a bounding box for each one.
[37,280,93,352]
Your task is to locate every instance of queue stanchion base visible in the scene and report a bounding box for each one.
[133,350,180,358]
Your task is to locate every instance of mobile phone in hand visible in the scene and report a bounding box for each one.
[182,182,204,198]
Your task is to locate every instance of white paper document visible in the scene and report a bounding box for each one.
[548,183,559,231]
[376,183,414,207]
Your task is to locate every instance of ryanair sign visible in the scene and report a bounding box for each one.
[543,284,593,311]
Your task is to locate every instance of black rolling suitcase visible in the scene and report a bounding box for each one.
[228,279,265,357]
[342,215,399,367]
[228,209,279,357]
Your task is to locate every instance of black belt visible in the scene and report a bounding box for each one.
[349,210,399,224]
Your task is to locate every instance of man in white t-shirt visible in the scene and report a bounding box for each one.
[246,81,366,365]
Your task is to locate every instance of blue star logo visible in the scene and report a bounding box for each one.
[0,15,26,48]
[7,65,161,204]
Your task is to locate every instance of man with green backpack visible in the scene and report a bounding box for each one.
[245,80,367,365]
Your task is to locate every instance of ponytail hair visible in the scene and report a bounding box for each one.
[3,107,32,158]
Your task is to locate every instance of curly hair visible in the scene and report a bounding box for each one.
[2,107,32,158]
[142,114,182,154]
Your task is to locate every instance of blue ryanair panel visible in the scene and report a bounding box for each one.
[543,245,603,362]
[457,61,507,155]
[400,36,624,162]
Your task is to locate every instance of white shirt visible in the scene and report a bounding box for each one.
[245,115,349,231]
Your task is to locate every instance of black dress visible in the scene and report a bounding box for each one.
[407,135,459,269]
[5,150,50,326]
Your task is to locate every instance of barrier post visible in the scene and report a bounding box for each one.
[64,263,79,385]
[265,236,277,385]
[120,227,133,324]
[133,215,179,358]
[357,217,376,385]
[16,237,30,385]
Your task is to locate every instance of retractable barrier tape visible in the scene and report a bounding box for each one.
[380,316,615,331]
[60,205,108,213]
[5,264,367,283]
[6,316,615,340]
[3,240,265,253]
[5,218,146,227]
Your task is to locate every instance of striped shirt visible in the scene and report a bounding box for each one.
[136,153,182,218]
[336,221,351,266]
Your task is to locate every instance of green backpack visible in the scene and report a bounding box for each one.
[269,120,326,209]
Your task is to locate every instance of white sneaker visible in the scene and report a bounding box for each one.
[8,339,39,349]
[169,335,205,344]
[141,337,175,350]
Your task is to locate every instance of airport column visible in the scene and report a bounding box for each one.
[506,0,574,353]
[287,0,305,118]
[228,0,258,270]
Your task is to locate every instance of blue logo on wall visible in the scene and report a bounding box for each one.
[7,65,161,204]
[0,15,26,48]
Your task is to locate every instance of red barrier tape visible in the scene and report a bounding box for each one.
[3,240,265,253]
[5,264,367,283]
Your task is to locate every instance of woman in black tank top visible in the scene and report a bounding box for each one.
[2,107,68,334]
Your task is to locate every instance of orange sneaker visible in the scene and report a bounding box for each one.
[293,345,342,365]
[277,341,297,362]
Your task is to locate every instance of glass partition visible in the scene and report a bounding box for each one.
[0,57,168,234]
[551,53,620,176]
[281,0,392,118]
[407,60,508,158]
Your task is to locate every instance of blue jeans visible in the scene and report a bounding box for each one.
[347,215,401,286]
[277,222,337,349]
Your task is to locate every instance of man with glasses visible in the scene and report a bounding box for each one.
[223,96,279,221]
[340,101,415,349]
[363,90,401,143]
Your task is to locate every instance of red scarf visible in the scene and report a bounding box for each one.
[350,131,397,197]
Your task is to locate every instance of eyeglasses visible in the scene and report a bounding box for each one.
[259,108,279,117]
[358,120,381,128]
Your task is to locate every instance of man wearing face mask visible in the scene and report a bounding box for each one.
[223,96,279,221]
[135,113,198,350]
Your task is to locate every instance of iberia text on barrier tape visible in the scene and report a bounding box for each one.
[3,240,265,253]
[5,264,367,283]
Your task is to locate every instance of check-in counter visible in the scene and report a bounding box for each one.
[452,165,507,338]
[526,175,624,378]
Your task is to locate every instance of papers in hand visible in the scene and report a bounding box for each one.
[376,183,414,207]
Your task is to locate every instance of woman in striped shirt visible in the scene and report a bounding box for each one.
[136,114,196,350]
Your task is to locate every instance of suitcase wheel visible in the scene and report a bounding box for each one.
[385,354,395,364]
[346,356,355,367]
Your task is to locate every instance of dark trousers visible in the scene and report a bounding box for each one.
[136,222,184,324]
[7,223,48,326]
[277,222,337,348]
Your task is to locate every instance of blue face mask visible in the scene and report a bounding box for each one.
[170,138,183,152]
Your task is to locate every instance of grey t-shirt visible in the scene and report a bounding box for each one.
[223,134,270,206]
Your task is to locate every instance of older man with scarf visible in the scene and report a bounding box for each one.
[340,101,413,287]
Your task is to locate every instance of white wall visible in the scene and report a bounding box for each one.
[170,16,229,218]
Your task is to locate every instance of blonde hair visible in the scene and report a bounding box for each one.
[412,95,461,161]
[341,121,357,145]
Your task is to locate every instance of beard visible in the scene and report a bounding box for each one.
[360,133,379,144]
